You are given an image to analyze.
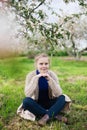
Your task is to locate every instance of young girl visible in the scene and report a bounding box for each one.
[17,53,71,126]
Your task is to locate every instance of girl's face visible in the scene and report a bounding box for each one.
[36,57,49,73]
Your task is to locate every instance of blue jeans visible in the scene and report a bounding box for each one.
[23,95,66,118]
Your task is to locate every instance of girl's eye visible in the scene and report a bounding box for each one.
[39,63,48,65]
[40,63,43,65]
[45,63,48,65]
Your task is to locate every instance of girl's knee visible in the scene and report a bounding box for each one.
[59,95,65,100]
[23,97,32,105]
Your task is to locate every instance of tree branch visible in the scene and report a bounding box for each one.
[29,0,45,16]
[80,47,87,53]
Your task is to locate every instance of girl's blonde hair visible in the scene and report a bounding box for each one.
[34,53,50,63]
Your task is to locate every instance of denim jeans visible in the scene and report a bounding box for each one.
[23,95,66,118]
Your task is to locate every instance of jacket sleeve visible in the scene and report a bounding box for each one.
[48,71,62,97]
[24,72,39,97]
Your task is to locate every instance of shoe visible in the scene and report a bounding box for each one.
[38,114,49,126]
[55,115,68,123]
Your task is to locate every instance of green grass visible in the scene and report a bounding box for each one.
[0,56,87,130]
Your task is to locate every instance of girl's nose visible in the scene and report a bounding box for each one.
[43,64,46,67]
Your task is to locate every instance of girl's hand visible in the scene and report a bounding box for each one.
[37,73,51,81]
[41,73,51,81]
[37,74,42,78]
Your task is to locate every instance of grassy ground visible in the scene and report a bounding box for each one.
[0,56,87,130]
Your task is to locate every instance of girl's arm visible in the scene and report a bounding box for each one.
[48,71,62,97]
[24,71,39,97]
